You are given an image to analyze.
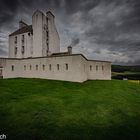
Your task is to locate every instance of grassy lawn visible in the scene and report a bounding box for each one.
[0,78,140,140]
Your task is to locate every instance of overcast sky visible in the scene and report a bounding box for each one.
[0,0,140,65]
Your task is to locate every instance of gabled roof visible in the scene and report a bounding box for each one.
[9,25,33,36]
[46,11,55,17]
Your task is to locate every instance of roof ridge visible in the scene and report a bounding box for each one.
[9,25,32,36]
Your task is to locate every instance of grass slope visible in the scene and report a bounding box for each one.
[0,78,140,140]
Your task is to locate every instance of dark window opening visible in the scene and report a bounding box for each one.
[15,47,17,55]
[66,64,68,70]
[15,36,17,44]
[46,17,48,25]
[57,64,59,70]
[30,65,32,70]
[36,65,38,70]
[96,65,98,71]
[22,46,24,54]
[49,64,51,71]
[46,31,49,37]
[24,65,26,70]
[11,65,14,71]
[90,65,92,71]
[102,65,104,70]
[22,35,24,43]
[42,64,45,70]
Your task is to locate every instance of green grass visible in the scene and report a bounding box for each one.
[0,78,140,140]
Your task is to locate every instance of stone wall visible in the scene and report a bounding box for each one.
[1,54,111,82]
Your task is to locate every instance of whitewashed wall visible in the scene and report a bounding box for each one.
[87,60,111,80]
[9,32,33,58]
[2,55,111,82]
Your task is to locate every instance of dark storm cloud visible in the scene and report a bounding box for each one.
[0,0,18,26]
[0,0,140,65]
[70,38,80,47]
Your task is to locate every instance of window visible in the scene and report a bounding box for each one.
[46,17,48,24]
[102,65,104,70]
[96,65,98,71]
[57,64,59,70]
[22,35,24,43]
[15,36,17,44]
[30,65,32,70]
[46,31,49,37]
[90,65,92,71]
[66,64,68,70]
[11,65,14,71]
[42,64,45,71]
[24,65,26,71]
[49,64,51,71]
[21,46,24,54]
[36,65,38,70]
[28,32,30,36]
[15,47,17,55]
[36,14,38,20]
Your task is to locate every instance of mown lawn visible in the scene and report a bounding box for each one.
[0,78,140,140]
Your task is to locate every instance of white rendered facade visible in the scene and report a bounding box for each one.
[0,10,111,82]
[9,10,60,58]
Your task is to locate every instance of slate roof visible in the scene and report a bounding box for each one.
[9,25,33,36]
[51,52,69,56]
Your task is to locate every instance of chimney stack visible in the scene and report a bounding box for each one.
[67,46,72,54]
[19,20,28,29]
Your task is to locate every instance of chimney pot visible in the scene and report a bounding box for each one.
[67,46,72,54]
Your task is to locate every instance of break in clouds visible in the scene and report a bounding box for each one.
[0,0,140,65]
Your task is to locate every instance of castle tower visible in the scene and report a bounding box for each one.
[32,10,60,57]
[8,10,60,58]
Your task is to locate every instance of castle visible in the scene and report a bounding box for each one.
[0,10,111,82]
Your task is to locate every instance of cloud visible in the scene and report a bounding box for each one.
[0,0,140,65]
[70,38,80,47]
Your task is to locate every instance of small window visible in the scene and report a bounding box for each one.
[22,35,24,43]
[11,65,14,71]
[102,65,104,70]
[96,65,98,71]
[42,64,45,71]
[15,47,17,55]
[57,64,59,70]
[36,14,38,20]
[66,64,68,70]
[22,46,24,54]
[90,65,92,71]
[36,65,38,70]
[30,65,32,70]
[46,17,48,24]
[15,36,17,44]
[24,65,26,71]
[49,64,51,71]
[28,32,30,36]
[46,31,49,37]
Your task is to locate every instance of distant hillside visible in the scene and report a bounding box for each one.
[112,65,140,80]
[112,65,140,72]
